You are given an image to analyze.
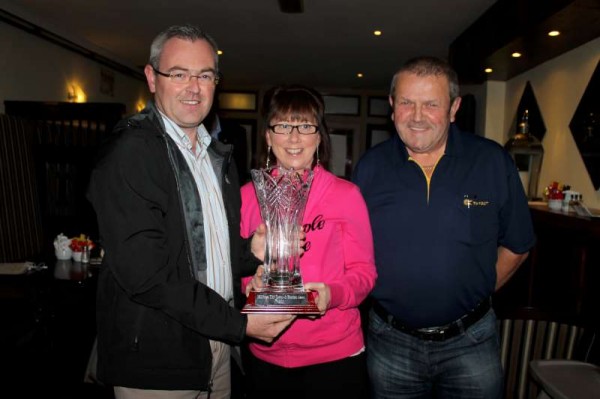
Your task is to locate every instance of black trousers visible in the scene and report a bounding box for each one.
[243,347,369,399]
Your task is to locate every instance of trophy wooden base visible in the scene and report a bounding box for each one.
[241,290,320,314]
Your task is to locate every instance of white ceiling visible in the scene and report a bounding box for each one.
[3,0,496,91]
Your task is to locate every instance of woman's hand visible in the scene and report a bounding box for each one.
[250,224,267,261]
[245,265,265,296]
[303,282,331,315]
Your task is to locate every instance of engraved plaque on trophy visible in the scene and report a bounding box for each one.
[242,167,320,314]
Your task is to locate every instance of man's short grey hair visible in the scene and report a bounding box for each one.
[148,24,219,71]
[389,56,460,102]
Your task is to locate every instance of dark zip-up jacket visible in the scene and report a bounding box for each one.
[87,102,258,390]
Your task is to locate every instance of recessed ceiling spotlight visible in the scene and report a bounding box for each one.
[548,30,560,37]
[373,30,382,36]
[357,73,364,78]
[484,68,493,73]
[217,50,223,55]
[512,52,522,58]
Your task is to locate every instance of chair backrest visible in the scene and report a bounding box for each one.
[498,316,586,399]
[0,114,44,262]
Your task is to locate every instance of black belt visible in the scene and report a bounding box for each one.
[372,298,491,341]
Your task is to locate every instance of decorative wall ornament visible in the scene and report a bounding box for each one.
[515,82,546,141]
[569,60,600,190]
[505,82,546,199]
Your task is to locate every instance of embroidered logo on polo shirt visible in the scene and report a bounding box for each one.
[463,195,489,208]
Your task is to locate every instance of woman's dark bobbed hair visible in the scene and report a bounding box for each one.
[262,84,331,169]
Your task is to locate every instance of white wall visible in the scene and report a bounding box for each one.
[466,37,600,207]
[503,37,600,208]
[0,22,150,115]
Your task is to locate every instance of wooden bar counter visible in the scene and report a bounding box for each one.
[494,203,600,327]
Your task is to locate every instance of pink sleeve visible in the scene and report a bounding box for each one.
[327,185,377,310]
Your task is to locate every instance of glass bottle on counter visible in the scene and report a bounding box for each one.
[81,244,91,264]
[561,186,571,212]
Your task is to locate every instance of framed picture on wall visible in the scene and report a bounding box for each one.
[323,95,360,116]
[367,123,394,148]
[329,128,354,179]
[218,92,258,112]
[368,96,390,117]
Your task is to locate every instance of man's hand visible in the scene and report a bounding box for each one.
[246,314,295,343]
[303,282,331,315]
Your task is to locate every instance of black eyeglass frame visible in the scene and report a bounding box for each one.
[268,123,319,135]
[152,67,221,85]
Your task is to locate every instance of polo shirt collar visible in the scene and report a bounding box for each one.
[443,123,466,159]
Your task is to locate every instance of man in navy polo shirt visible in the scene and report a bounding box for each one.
[353,56,535,398]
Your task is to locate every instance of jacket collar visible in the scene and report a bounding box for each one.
[140,101,233,160]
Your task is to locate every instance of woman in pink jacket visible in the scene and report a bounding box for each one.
[240,85,377,398]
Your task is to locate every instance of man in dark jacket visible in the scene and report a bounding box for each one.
[205,106,251,184]
[87,24,293,399]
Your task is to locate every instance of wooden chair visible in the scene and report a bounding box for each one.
[497,307,593,399]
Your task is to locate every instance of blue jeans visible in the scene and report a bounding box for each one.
[367,308,503,399]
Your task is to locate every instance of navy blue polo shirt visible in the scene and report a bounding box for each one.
[353,124,535,328]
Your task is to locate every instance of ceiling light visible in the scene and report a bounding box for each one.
[484,68,493,73]
[548,30,560,37]
[357,73,364,78]
[373,30,382,36]
[512,52,522,58]
[217,50,223,55]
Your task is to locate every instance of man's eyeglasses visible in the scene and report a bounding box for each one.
[269,123,319,135]
[152,67,220,85]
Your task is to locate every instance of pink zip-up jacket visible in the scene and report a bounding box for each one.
[240,166,377,368]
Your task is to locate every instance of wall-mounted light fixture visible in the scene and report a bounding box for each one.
[136,99,146,113]
[67,82,87,103]
[67,85,77,102]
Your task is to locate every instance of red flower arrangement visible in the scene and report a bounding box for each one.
[69,234,94,252]
[544,181,565,200]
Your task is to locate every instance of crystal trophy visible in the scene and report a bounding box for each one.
[242,167,320,314]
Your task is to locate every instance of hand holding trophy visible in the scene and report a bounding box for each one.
[242,166,320,314]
